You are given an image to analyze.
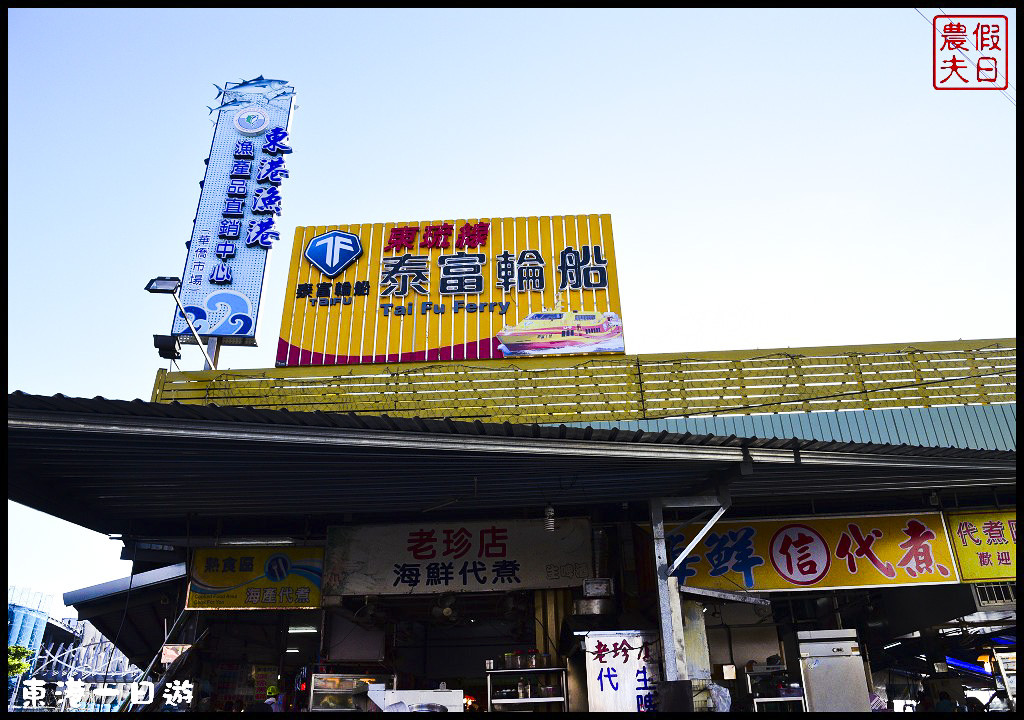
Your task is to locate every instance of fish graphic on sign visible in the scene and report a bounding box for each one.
[206,98,250,115]
[213,76,290,99]
[304,230,363,278]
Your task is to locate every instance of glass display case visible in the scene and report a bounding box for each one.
[309,673,397,712]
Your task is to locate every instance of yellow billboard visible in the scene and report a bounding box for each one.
[277,214,623,366]
[945,509,1016,582]
[186,546,323,610]
[655,512,959,593]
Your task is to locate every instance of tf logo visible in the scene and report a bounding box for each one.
[305,230,363,278]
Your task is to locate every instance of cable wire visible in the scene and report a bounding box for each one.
[647,368,1014,420]
[100,540,138,692]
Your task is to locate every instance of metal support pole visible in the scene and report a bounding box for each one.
[204,336,221,372]
[650,484,732,685]
[650,498,681,681]
[667,503,730,577]
[116,608,192,712]
[171,293,217,370]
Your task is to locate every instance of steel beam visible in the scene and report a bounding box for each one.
[650,485,732,682]
[678,584,771,606]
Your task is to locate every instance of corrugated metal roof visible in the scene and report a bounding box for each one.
[63,563,186,606]
[556,404,1017,452]
[7,391,1016,460]
[8,392,1016,538]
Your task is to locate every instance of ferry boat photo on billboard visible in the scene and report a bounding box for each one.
[496,296,624,357]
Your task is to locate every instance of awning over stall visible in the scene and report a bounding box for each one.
[62,563,187,668]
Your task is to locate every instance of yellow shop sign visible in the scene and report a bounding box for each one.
[945,509,1017,582]
[651,512,959,593]
[186,546,323,610]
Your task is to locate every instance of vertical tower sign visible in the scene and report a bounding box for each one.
[172,77,295,345]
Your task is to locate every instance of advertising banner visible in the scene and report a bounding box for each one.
[323,519,592,596]
[160,644,190,664]
[252,665,278,699]
[186,546,323,610]
[277,214,623,365]
[650,512,959,593]
[172,77,295,346]
[944,509,1016,582]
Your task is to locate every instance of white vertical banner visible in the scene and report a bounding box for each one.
[581,631,661,713]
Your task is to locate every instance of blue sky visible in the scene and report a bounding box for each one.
[7,9,1016,615]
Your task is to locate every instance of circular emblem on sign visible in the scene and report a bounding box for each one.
[769,524,830,586]
[233,106,270,135]
[265,554,291,583]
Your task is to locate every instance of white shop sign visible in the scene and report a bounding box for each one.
[324,518,592,596]
[581,631,661,713]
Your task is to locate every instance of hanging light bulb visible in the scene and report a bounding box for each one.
[544,505,555,532]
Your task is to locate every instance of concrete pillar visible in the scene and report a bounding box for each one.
[666,577,688,680]
[681,598,713,710]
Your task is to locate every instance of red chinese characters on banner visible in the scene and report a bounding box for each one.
[769,524,830,585]
[764,517,956,587]
[456,221,489,249]
[933,15,1009,90]
[982,520,1009,545]
[591,639,656,665]
[394,526,516,590]
[420,223,453,249]
[383,222,489,252]
[403,526,508,562]
[478,526,508,558]
[385,226,419,252]
[956,521,983,546]
[896,520,951,578]
[442,528,472,559]
[835,524,897,579]
[611,639,634,664]
[976,551,1013,567]
[407,529,437,559]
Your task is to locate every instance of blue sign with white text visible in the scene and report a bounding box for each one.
[172,77,295,345]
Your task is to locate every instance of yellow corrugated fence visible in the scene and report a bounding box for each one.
[152,339,1016,423]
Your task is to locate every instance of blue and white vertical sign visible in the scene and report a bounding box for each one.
[172,77,295,345]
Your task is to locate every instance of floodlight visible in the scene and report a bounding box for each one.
[145,276,216,369]
[153,335,181,360]
[145,277,182,294]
